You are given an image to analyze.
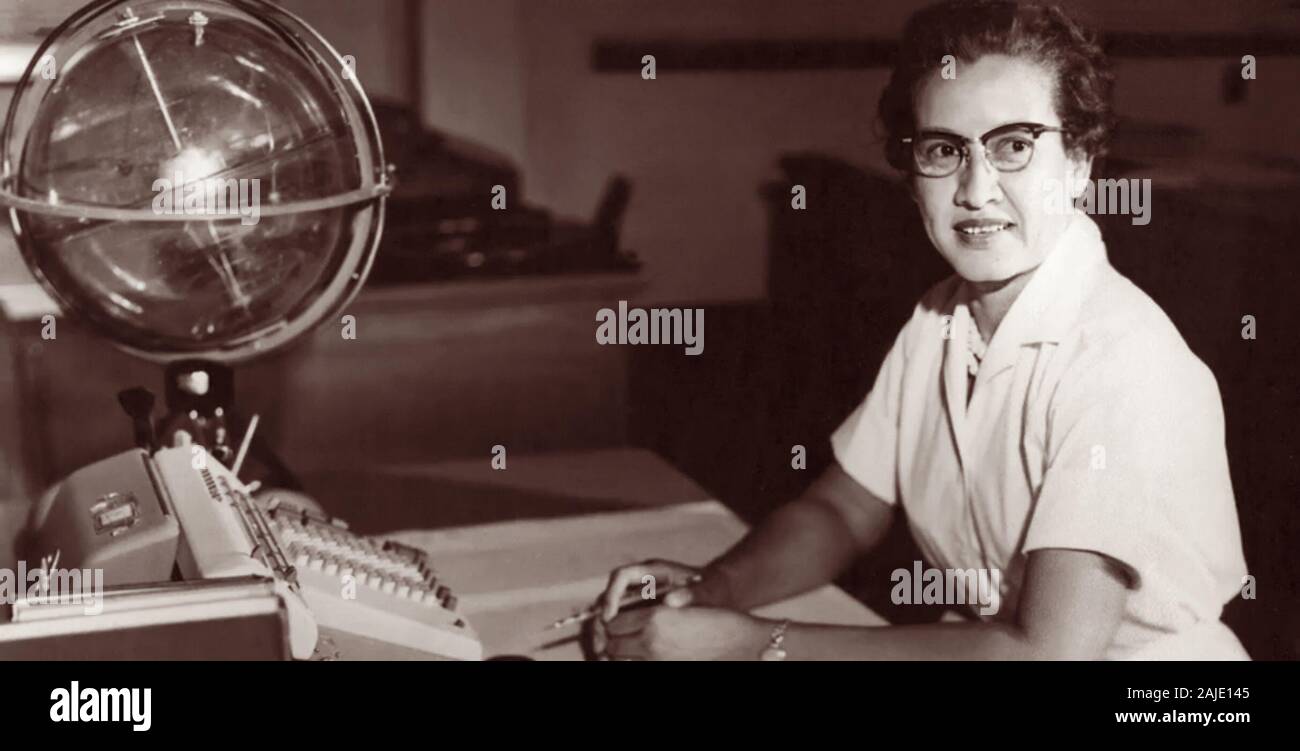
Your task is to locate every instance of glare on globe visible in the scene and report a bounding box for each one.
[0,0,389,362]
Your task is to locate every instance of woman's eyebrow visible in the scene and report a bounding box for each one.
[915,122,1040,139]
[914,126,967,138]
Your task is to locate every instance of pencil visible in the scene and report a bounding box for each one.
[545,575,703,630]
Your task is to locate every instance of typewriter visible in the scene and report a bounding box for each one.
[20,444,482,661]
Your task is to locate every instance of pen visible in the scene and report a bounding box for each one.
[545,574,703,630]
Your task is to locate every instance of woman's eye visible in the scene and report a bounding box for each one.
[995,137,1032,155]
[926,142,959,158]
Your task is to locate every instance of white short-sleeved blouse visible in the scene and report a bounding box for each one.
[831,214,1249,659]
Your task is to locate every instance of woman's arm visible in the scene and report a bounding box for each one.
[602,548,1129,660]
[597,461,894,619]
[773,548,1128,659]
[701,461,896,610]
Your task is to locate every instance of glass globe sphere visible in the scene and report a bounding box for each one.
[0,0,389,363]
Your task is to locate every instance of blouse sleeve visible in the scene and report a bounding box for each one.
[1022,332,1243,611]
[829,311,919,506]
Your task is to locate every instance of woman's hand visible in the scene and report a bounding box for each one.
[596,559,732,620]
[600,605,771,661]
[589,558,737,659]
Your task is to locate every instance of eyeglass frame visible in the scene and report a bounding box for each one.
[898,122,1069,178]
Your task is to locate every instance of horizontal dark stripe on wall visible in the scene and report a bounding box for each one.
[592,34,1300,72]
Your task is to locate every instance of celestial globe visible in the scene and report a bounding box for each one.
[0,0,389,362]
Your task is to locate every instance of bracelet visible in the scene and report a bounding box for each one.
[759,619,791,661]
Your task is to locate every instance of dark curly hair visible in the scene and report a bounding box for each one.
[880,0,1115,170]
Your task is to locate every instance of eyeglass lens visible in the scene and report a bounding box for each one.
[911,128,1040,176]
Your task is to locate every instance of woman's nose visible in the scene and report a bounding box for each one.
[953,151,1003,209]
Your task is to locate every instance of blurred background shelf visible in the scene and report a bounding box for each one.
[0,271,646,505]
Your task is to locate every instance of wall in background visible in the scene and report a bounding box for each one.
[518,0,907,306]
[276,0,412,103]
[417,0,528,168]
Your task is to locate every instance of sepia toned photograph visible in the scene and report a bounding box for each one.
[0,0,1294,704]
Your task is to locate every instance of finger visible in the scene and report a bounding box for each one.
[606,607,653,636]
[645,559,702,589]
[600,564,654,622]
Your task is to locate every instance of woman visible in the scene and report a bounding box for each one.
[593,0,1249,660]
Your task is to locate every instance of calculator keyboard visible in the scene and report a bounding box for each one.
[262,498,482,661]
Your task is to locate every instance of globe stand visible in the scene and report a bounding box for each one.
[116,360,301,491]
[158,359,235,464]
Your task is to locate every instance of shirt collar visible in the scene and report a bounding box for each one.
[956,213,1107,375]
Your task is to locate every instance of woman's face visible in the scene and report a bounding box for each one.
[910,54,1091,284]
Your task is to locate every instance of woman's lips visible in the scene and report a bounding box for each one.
[954,219,1014,236]
[952,220,1015,249]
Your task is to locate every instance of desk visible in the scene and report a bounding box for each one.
[363,449,884,660]
[394,502,884,660]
